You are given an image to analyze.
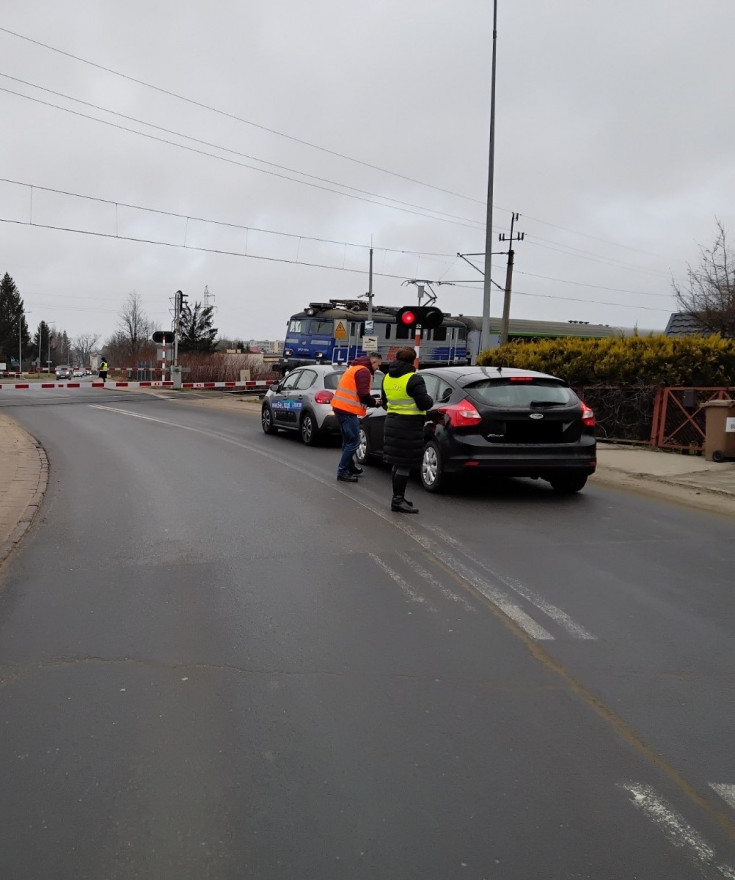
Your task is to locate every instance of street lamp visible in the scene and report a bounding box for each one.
[480,0,499,356]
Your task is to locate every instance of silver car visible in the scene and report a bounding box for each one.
[261,364,383,446]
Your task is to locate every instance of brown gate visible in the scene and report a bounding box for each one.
[650,387,735,451]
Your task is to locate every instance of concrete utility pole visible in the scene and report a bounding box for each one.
[480,0,499,356]
[367,247,373,324]
[499,213,525,346]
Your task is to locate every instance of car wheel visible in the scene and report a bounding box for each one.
[548,472,588,494]
[355,427,371,465]
[261,404,279,435]
[300,411,321,445]
[421,441,447,493]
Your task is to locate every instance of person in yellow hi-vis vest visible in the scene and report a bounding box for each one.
[98,358,109,381]
[381,347,433,513]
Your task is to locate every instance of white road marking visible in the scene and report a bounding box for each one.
[710,784,735,811]
[87,405,553,638]
[368,553,435,609]
[425,525,596,640]
[397,552,475,612]
[397,524,554,639]
[620,782,735,878]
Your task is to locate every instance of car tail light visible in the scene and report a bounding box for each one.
[439,398,482,427]
[580,400,595,426]
[509,376,534,382]
[314,390,334,404]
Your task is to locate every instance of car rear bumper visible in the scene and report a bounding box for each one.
[319,413,341,434]
[439,437,597,476]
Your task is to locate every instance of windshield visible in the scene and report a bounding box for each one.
[466,378,576,408]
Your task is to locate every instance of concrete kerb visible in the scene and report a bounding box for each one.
[0,416,49,567]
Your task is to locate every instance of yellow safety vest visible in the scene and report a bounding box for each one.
[383,373,425,416]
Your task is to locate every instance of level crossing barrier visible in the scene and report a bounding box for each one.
[0,380,275,391]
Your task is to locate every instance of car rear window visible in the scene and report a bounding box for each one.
[466,378,576,407]
[324,371,346,390]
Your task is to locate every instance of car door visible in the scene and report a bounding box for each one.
[270,370,302,427]
[292,368,318,416]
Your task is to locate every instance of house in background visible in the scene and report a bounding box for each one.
[664,312,716,337]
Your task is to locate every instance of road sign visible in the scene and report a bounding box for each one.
[362,335,378,350]
[364,320,374,333]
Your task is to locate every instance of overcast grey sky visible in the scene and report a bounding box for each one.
[1,1,733,345]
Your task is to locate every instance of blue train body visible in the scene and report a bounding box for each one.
[277,299,631,372]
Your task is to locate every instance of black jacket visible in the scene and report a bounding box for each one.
[380,360,433,468]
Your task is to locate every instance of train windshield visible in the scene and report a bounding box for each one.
[288,318,333,335]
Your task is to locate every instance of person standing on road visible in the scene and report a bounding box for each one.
[332,351,383,483]
[98,358,109,381]
[381,347,434,514]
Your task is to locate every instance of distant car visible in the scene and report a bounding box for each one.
[55,365,72,380]
[356,366,597,493]
[73,368,84,378]
[261,364,383,446]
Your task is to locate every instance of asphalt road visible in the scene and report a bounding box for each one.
[0,390,733,879]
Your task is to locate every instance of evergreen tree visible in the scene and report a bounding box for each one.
[0,273,30,369]
[33,321,53,371]
[179,301,218,353]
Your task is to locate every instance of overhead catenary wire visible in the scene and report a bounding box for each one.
[0,84,487,232]
[0,176,677,302]
[0,215,675,314]
[0,25,677,264]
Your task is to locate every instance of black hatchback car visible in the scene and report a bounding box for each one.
[356,366,596,493]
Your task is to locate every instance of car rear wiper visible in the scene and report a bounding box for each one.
[529,400,566,408]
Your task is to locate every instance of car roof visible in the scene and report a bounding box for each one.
[419,365,563,382]
[288,364,346,373]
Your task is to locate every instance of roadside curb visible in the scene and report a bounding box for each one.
[592,466,734,516]
[0,434,48,569]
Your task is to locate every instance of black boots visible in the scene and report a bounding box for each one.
[391,495,418,513]
[391,469,418,513]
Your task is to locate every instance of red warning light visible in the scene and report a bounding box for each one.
[400,309,416,325]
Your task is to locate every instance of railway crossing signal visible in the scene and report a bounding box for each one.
[395,306,444,329]
[151,331,175,343]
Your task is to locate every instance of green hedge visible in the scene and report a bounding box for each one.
[477,334,735,386]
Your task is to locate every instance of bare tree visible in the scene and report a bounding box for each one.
[673,220,735,337]
[117,291,153,359]
[73,332,99,367]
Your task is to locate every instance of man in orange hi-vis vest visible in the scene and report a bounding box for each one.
[332,351,383,482]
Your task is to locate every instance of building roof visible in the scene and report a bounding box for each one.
[664,312,711,336]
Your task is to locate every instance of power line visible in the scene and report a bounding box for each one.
[1,84,488,231]
[0,215,674,314]
[0,25,675,264]
[0,176,462,261]
[524,235,671,277]
[1,176,678,305]
[0,25,485,208]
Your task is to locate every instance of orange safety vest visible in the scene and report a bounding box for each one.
[332,364,370,416]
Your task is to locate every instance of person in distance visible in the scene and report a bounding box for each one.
[381,347,433,513]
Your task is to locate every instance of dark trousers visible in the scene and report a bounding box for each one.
[335,410,360,475]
